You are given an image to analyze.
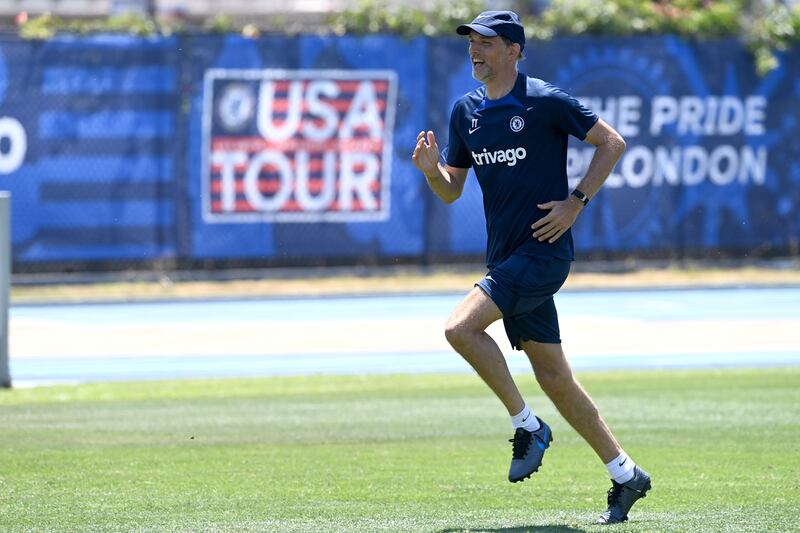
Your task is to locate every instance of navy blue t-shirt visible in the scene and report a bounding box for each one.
[446,72,598,269]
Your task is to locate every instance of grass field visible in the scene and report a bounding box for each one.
[1,368,799,532]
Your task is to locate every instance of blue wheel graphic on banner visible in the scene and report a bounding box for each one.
[555,40,794,252]
[556,46,671,250]
[660,37,783,249]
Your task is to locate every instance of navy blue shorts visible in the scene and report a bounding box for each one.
[476,254,571,349]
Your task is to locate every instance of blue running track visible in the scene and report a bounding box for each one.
[10,287,800,384]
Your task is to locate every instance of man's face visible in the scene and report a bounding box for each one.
[468,31,515,82]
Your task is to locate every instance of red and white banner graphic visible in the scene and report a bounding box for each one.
[202,69,398,222]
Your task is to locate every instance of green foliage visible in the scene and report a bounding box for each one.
[18,12,61,39]
[205,13,235,34]
[14,1,800,74]
[746,2,800,74]
[19,11,164,38]
[528,0,650,39]
[91,12,159,35]
[330,0,798,74]
[330,0,748,39]
[329,0,486,37]
[531,0,743,39]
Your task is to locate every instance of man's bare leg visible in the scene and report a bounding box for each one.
[521,339,620,462]
[446,287,554,482]
[445,287,523,415]
[522,339,652,523]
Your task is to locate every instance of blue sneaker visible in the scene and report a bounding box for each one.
[508,417,552,482]
[597,466,652,524]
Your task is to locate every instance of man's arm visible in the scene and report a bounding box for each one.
[571,117,627,200]
[412,130,469,204]
[425,163,469,204]
[532,118,625,243]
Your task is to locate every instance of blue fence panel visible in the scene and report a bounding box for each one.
[433,36,800,259]
[0,35,179,263]
[0,34,797,267]
[184,34,428,261]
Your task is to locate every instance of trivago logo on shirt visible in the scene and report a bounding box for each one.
[471,146,528,167]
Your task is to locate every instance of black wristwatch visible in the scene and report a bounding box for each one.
[571,189,589,206]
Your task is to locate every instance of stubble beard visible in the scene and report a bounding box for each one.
[471,64,493,83]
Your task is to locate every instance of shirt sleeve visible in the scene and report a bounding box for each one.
[444,101,473,168]
[546,86,598,141]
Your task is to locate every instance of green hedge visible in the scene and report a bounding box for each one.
[525,0,743,38]
[16,0,800,74]
[330,0,800,74]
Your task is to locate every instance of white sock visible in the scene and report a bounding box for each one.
[510,404,541,432]
[605,451,636,483]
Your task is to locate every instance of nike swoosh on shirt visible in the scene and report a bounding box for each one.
[468,126,481,134]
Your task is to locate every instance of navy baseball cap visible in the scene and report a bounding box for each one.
[457,10,526,50]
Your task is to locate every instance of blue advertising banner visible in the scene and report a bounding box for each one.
[0,35,180,263]
[184,35,427,261]
[433,37,800,258]
[0,34,797,267]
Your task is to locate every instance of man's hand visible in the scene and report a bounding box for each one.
[532,196,584,243]
[412,130,440,178]
[413,130,468,203]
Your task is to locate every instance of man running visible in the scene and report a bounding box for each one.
[411,10,651,525]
